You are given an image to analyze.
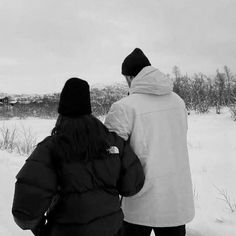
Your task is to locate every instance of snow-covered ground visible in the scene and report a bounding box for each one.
[0,109,236,236]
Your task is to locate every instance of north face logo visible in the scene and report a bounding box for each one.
[107,146,119,154]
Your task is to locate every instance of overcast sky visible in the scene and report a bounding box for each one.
[0,0,236,94]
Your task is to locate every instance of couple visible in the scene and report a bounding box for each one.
[12,48,195,236]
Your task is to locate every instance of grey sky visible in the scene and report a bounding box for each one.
[0,0,235,94]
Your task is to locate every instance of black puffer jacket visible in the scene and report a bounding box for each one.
[12,132,144,236]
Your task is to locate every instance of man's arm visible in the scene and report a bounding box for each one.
[105,102,132,141]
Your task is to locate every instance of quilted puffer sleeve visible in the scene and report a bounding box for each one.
[117,140,145,197]
[12,137,58,231]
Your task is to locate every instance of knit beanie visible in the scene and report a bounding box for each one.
[58,78,92,117]
[121,48,151,76]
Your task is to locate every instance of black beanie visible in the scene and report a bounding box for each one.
[58,78,92,117]
[121,48,151,76]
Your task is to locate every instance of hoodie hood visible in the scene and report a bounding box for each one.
[129,66,173,95]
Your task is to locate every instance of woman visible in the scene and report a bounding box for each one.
[12,78,145,236]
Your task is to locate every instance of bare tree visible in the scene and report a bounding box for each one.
[172,66,181,80]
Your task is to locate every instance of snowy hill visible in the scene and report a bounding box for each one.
[0,109,236,236]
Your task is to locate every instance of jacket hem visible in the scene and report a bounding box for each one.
[123,214,195,228]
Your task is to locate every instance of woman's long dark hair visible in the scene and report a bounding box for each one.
[51,115,111,162]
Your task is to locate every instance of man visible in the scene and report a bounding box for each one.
[105,48,195,236]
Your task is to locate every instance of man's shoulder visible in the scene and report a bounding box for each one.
[112,95,136,110]
[170,92,186,106]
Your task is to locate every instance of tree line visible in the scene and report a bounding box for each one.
[172,66,236,116]
[0,66,236,119]
[0,84,128,119]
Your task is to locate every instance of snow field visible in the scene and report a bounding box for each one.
[0,109,236,236]
[186,109,236,236]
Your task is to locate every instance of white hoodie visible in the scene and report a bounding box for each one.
[105,66,195,227]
